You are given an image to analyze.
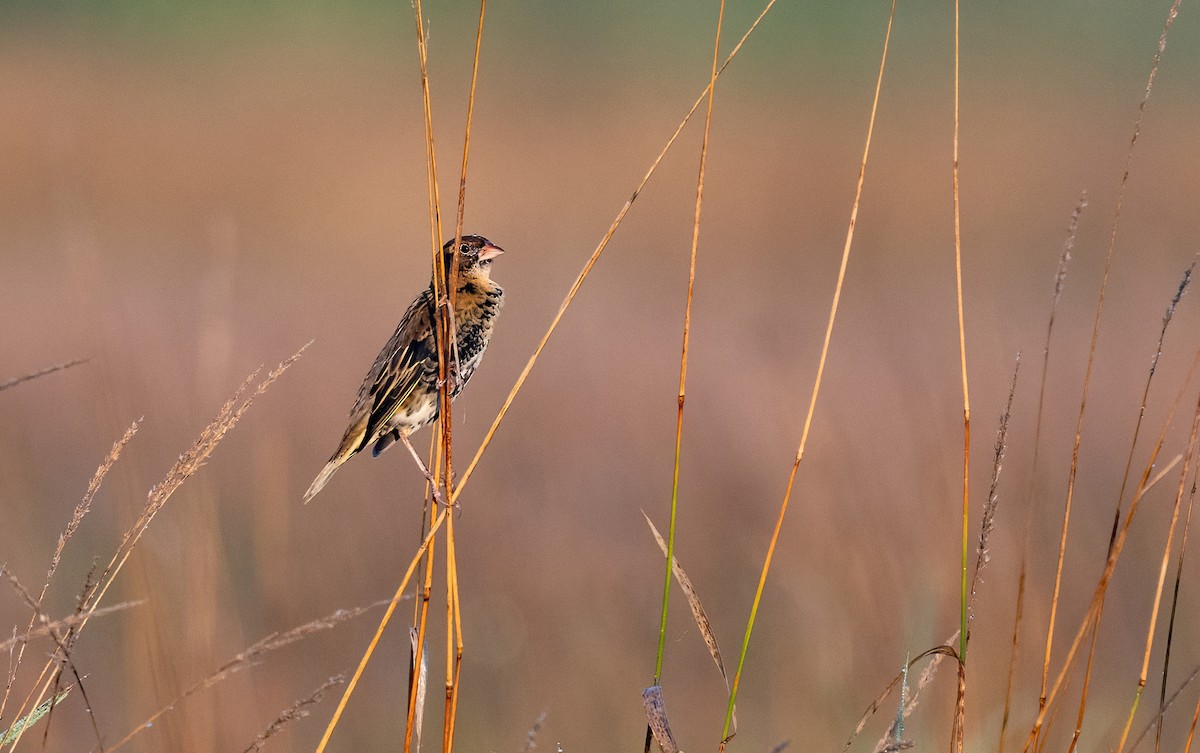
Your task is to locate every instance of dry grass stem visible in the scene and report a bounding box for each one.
[1,420,143,728]
[1067,259,1198,751]
[242,674,346,753]
[81,345,308,628]
[106,601,387,752]
[969,354,1019,618]
[0,358,89,394]
[0,687,71,746]
[0,602,142,654]
[6,344,305,750]
[722,3,896,745]
[1021,453,1185,752]
[1000,195,1085,753]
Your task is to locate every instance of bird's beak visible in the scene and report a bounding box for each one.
[477,244,504,262]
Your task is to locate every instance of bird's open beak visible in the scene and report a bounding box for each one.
[478,244,504,262]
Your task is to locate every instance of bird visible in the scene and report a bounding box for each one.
[304,234,505,502]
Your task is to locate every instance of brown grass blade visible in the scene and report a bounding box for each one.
[642,685,678,753]
[642,512,728,684]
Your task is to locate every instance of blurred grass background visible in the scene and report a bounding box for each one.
[2,1,1200,751]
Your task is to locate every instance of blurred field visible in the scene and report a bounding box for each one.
[3,2,1200,751]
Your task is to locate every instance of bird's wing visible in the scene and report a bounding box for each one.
[362,288,437,441]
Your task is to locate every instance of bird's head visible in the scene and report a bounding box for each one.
[441,235,504,279]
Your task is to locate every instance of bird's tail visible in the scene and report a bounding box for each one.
[304,456,345,503]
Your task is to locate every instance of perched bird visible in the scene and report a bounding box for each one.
[304,235,505,502]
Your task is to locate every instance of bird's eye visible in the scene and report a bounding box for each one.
[460,243,471,254]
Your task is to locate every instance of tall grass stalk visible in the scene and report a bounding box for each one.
[720,1,897,746]
[653,0,725,690]
[949,2,971,749]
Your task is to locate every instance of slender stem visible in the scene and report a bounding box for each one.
[655,0,725,686]
[720,0,897,744]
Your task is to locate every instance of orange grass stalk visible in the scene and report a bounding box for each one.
[720,1,897,746]
[443,4,487,748]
